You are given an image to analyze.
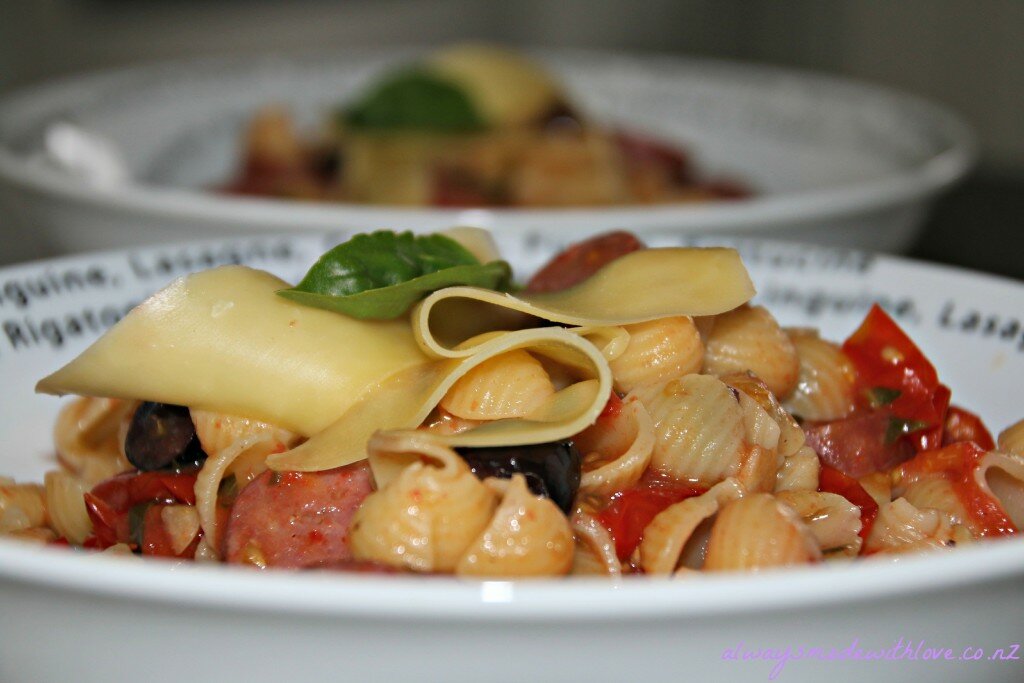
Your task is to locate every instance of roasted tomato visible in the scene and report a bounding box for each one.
[817,465,880,541]
[805,306,953,477]
[942,406,996,450]
[597,478,705,563]
[842,304,947,445]
[84,470,199,554]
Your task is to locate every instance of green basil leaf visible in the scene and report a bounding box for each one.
[128,502,152,550]
[341,68,485,132]
[278,231,512,320]
[884,417,930,444]
[866,386,901,408]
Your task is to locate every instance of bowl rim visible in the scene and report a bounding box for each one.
[0,47,977,234]
[1,535,1022,621]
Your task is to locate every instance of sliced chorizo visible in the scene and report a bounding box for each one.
[224,462,373,568]
[525,231,644,293]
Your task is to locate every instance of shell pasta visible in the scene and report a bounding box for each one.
[3,228,1020,579]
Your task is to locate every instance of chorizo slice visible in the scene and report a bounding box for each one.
[525,231,644,293]
[224,462,373,568]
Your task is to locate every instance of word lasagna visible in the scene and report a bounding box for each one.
[2,229,1022,578]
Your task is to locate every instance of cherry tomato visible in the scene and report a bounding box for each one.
[806,305,948,475]
[817,465,880,542]
[942,406,996,450]
[597,479,704,562]
[84,470,199,551]
[842,305,943,430]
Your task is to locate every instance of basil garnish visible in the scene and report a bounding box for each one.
[341,69,485,132]
[884,417,930,444]
[128,502,152,550]
[866,387,901,408]
[278,231,512,320]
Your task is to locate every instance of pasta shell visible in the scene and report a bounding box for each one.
[774,445,821,493]
[636,478,746,575]
[195,432,276,557]
[457,475,574,578]
[734,392,782,494]
[704,493,821,571]
[7,528,57,544]
[440,350,555,420]
[631,374,745,485]
[738,390,781,451]
[703,306,799,400]
[191,410,298,459]
[44,471,91,544]
[722,372,805,458]
[973,450,1024,529]
[608,316,703,393]
[783,330,857,422]
[420,407,482,436]
[776,490,862,557]
[570,510,622,576]
[865,498,961,554]
[102,543,137,556]
[161,505,201,556]
[576,395,655,497]
[190,409,300,485]
[243,106,304,168]
[901,477,970,526]
[54,397,136,485]
[737,446,781,495]
[0,482,47,534]
[997,419,1024,456]
[352,431,499,572]
[858,471,892,507]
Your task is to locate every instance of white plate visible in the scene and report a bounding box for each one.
[0,49,975,265]
[1,234,1022,683]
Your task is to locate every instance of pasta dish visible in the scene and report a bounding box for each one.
[2,228,1021,578]
[223,45,749,207]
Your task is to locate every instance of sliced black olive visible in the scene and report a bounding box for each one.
[124,402,207,472]
[455,441,581,513]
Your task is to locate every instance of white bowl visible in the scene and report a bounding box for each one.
[0,49,975,264]
[1,234,1022,683]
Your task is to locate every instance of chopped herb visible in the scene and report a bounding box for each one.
[127,502,152,551]
[866,386,901,408]
[885,417,930,444]
[218,475,239,507]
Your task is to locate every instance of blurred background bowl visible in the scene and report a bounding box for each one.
[0,49,975,260]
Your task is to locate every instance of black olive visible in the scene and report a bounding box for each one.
[311,147,343,181]
[124,402,207,472]
[455,441,581,513]
[538,101,584,132]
